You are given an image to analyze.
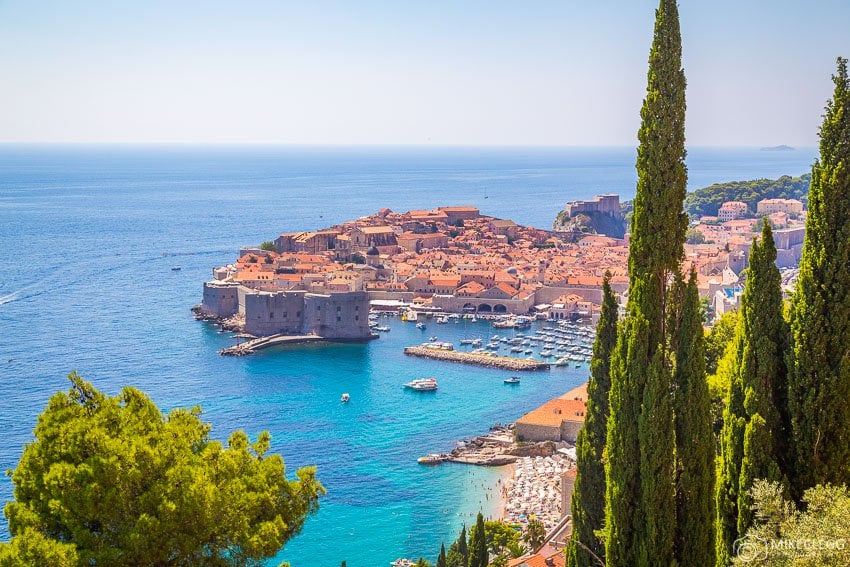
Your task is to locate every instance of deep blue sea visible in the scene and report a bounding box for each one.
[0,145,817,566]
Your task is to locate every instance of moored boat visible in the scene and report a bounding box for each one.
[417,453,448,465]
[404,378,438,391]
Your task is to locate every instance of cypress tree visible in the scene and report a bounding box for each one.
[468,512,488,567]
[567,273,617,567]
[673,269,715,567]
[458,525,468,567]
[605,1,686,565]
[436,544,447,567]
[788,57,850,497]
[715,223,789,564]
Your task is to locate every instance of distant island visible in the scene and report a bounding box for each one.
[760,144,796,151]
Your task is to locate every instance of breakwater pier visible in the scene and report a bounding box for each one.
[220,334,324,356]
[403,346,550,371]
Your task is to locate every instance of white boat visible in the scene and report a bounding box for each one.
[504,376,521,384]
[429,336,438,342]
[417,453,447,465]
[416,322,426,329]
[404,378,438,391]
[554,358,570,366]
[341,393,350,402]
[391,560,417,567]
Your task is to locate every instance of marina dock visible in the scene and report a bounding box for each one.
[403,346,550,371]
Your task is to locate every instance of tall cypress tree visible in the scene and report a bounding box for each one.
[567,273,618,567]
[788,57,850,497]
[673,269,716,567]
[604,1,686,565]
[437,544,447,567]
[468,512,488,567]
[716,223,789,564]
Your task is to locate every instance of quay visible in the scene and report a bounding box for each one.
[403,346,550,371]
[219,334,325,356]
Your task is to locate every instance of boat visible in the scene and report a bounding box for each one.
[340,393,350,402]
[554,358,570,366]
[504,376,521,384]
[171,266,182,271]
[417,453,448,465]
[391,560,417,567]
[404,378,438,391]
[416,322,426,330]
[429,336,438,342]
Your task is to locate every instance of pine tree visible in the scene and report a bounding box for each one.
[446,525,467,567]
[788,57,850,497]
[468,512,488,567]
[437,543,447,567]
[604,1,686,565]
[715,223,790,564]
[673,269,715,567]
[567,273,617,567]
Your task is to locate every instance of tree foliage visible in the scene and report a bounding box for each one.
[468,512,488,567]
[787,57,850,498]
[1,373,324,567]
[716,223,790,565]
[732,480,850,566]
[605,2,686,565]
[684,174,810,218]
[672,270,716,567]
[522,519,545,552]
[567,274,617,567]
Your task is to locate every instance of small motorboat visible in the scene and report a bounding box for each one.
[341,393,350,402]
[171,266,182,271]
[504,377,521,384]
[417,453,447,465]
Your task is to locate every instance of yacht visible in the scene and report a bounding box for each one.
[404,378,438,391]
[417,453,448,465]
[504,376,521,384]
[340,393,350,402]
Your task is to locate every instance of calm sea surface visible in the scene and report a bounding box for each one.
[0,145,817,565]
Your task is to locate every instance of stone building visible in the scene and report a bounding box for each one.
[515,398,586,443]
[199,282,372,339]
[563,194,620,218]
[757,198,804,215]
[718,201,749,221]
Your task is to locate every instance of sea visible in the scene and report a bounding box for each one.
[0,145,817,566]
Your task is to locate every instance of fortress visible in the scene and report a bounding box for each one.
[199,281,373,340]
[562,194,620,218]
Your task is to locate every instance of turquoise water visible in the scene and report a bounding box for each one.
[0,145,817,565]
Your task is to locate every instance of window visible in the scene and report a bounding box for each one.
[297,311,301,317]
[270,312,274,319]
[355,315,359,321]
[355,305,359,311]
[337,306,341,312]
[336,316,341,322]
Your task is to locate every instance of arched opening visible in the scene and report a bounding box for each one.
[493,304,508,313]
[462,303,477,313]
[477,303,492,313]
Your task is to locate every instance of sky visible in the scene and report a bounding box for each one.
[0,0,848,146]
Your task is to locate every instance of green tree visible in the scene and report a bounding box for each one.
[446,525,468,567]
[672,269,716,566]
[567,273,617,567]
[522,519,545,552]
[468,512,488,567]
[788,57,850,498]
[0,528,78,567]
[686,227,707,244]
[260,241,277,252]
[605,1,686,565]
[705,310,740,375]
[732,480,850,566]
[2,373,323,567]
[436,543,447,567]
[716,223,790,564]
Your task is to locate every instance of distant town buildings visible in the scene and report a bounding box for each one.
[757,198,804,215]
[718,201,749,221]
[199,189,808,337]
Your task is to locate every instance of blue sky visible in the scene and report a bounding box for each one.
[0,0,847,146]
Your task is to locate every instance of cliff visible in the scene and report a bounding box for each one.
[553,209,627,239]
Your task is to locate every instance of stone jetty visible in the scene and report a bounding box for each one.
[220,334,324,356]
[403,346,550,371]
